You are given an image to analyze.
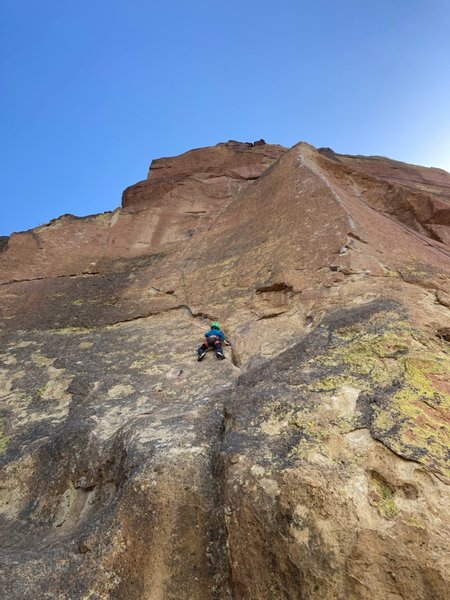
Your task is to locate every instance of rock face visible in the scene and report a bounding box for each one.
[0,140,449,599]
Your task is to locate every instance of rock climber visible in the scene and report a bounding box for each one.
[197,322,231,361]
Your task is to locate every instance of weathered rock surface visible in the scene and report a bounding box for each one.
[0,140,449,599]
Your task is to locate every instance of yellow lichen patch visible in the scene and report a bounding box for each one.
[290,414,328,441]
[313,327,411,390]
[260,400,329,461]
[398,260,434,281]
[285,413,330,462]
[373,478,399,519]
[303,316,450,475]
[403,356,446,399]
[0,420,8,455]
[288,437,327,463]
[374,346,450,477]
[107,384,135,399]
[406,515,425,530]
[309,374,360,392]
[79,341,94,349]
[31,352,54,367]
[401,354,450,405]
[372,410,396,432]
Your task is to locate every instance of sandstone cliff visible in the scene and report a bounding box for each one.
[0,140,449,599]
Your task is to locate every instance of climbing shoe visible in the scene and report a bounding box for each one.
[198,352,206,361]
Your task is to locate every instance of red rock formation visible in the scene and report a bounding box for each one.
[0,141,449,599]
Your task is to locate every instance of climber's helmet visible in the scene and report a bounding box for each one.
[211,321,220,330]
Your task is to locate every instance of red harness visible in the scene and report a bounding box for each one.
[205,335,220,348]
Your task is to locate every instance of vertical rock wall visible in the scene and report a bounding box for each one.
[0,141,449,599]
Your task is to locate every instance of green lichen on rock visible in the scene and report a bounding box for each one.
[311,318,411,391]
[299,306,450,476]
[245,302,449,476]
[373,348,450,476]
[397,260,435,283]
[374,478,399,519]
[407,515,425,530]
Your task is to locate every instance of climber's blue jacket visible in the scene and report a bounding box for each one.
[205,329,225,341]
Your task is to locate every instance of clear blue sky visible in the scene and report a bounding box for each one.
[2,0,450,235]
